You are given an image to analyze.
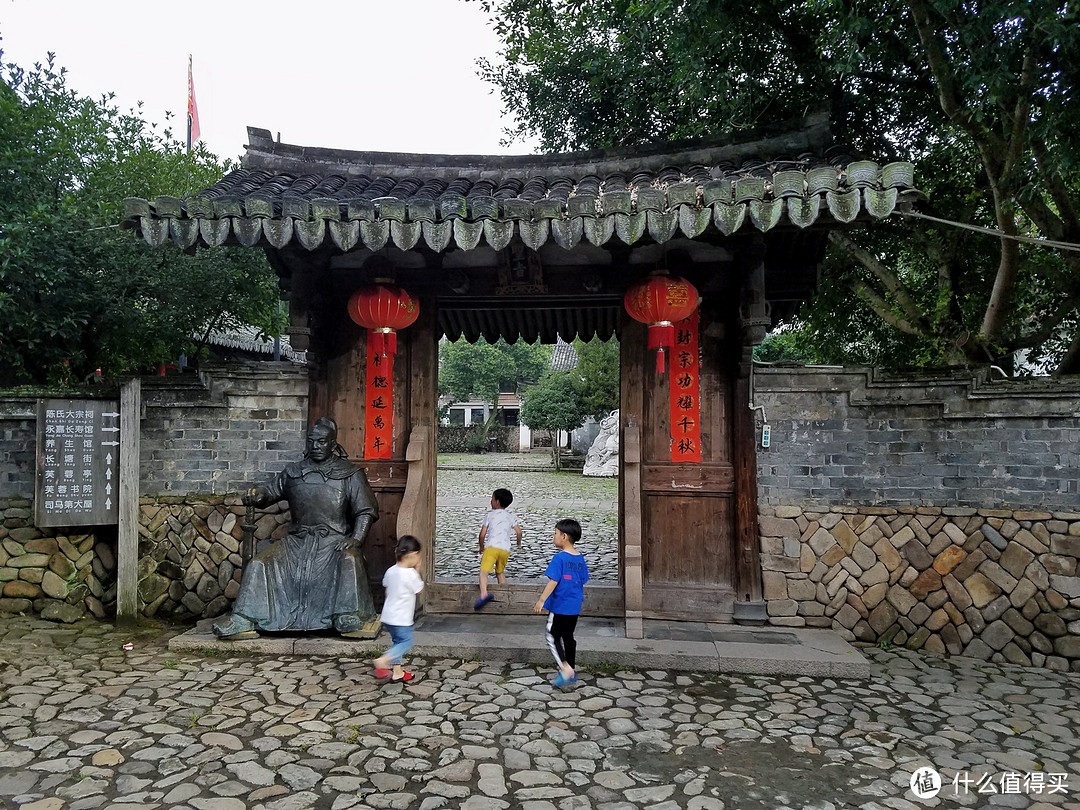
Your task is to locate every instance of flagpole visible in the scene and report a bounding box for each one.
[186,55,193,153]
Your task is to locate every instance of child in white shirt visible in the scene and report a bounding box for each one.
[374,535,424,683]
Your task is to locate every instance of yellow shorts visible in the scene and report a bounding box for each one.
[480,547,510,574]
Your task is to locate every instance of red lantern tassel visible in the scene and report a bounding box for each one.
[648,322,675,374]
[370,329,397,356]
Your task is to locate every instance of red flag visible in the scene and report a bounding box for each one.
[187,55,201,149]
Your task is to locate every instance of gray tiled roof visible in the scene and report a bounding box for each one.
[203,326,304,362]
[123,115,920,254]
[551,339,579,372]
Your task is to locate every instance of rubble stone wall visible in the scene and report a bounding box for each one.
[754,366,1080,671]
[135,496,289,621]
[0,363,307,623]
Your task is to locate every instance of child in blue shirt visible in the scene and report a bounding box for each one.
[533,517,589,688]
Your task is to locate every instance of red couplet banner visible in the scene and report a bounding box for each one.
[364,332,393,459]
[669,311,702,463]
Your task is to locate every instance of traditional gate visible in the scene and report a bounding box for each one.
[124,117,918,634]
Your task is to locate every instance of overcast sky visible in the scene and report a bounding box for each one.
[1,0,539,162]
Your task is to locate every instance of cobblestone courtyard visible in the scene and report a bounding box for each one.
[0,616,1078,809]
[434,457,618,584]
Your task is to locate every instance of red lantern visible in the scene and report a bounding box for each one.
[347,283,420,355]
[623,275,700,372]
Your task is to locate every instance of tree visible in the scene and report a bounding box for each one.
[475,1,1080,374]
[438,337,551,442]
[0,51,285,386]
[519,371,590,470]
[571,335,620,419]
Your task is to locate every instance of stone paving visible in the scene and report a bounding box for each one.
[434,457,618,584]
[1,615,1078,810]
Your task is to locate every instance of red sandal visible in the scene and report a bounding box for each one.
[390,671,415,683]
[374,668,391,679]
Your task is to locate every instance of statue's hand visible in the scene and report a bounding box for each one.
[241,486,266,507]
[337,537,361,552]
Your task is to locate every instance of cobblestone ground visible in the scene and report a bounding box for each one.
[434,460,618,584]
[0,616,1078,809]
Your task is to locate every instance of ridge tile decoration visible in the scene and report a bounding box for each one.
[123,129,920,254]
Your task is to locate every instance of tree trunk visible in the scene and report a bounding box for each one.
[1054,329,1080,377]
[479,396,500,448]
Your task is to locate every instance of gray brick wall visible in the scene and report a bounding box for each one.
[139,363,308,495]
[0,363,309,502]
[753,367,1080,509]
[0,399,37,498]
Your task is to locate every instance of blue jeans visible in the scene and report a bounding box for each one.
[382,623,414,666]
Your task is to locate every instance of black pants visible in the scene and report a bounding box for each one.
[545,612,578,668]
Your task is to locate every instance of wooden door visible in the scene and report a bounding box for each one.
[620,297,737,621]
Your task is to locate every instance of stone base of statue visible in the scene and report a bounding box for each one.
[339,617,383,640]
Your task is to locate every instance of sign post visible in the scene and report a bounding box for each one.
[36,381,141,623]
[117,379,141,623]
[35,399,122,527]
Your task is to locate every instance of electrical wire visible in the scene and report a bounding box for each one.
[897,209,1080,253]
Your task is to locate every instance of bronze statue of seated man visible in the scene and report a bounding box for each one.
[213,417,378,639]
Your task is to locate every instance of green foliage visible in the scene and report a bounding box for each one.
[476,1,1080,373]
[571,336,620,419]
[465,431,488,453]
[0,50,285,385]
[519,371,589,434]
[520,369,591,469]
[438,336,551,405]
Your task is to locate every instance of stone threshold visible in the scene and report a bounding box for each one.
[169,615,871,679]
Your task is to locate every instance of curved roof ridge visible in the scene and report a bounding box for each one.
[243,112,833,178]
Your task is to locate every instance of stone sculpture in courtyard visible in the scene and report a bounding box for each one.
[582,410,620,477]
[213,417,379,639]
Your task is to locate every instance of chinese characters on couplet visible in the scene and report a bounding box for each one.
[364,333,393,459]
[35,399,120,527]
[669,312,702,463]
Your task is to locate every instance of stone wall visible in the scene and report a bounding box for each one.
[754,366,1080,671]
[0,363,307,623]
[136,496,289,621]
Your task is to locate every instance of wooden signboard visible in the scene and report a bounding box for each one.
[35,399,120,527]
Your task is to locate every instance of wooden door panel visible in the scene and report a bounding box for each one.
[642,493,734,585]
[622,296,738,622]
[641,463,735,492]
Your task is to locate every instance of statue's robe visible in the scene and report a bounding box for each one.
[226,456,378,633]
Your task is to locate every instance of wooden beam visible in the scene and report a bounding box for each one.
[622,422,644,638]
[733,351,763,603]
[116,378,140,624]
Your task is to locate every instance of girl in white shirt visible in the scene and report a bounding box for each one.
[374,535,424,683]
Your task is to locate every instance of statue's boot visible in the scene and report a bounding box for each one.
[212,612,260,640]
[336,612,380,639]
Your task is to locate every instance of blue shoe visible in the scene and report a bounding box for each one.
[473,594,494,611]
[553,672,570,688]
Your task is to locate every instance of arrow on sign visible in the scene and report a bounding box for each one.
[101,441,119,447]
[105,497,112,510]
[105,453,113,465]
[106,468,113,480]
[101,426,120,433]
[105,482,112,495]
[102,412,120,418]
